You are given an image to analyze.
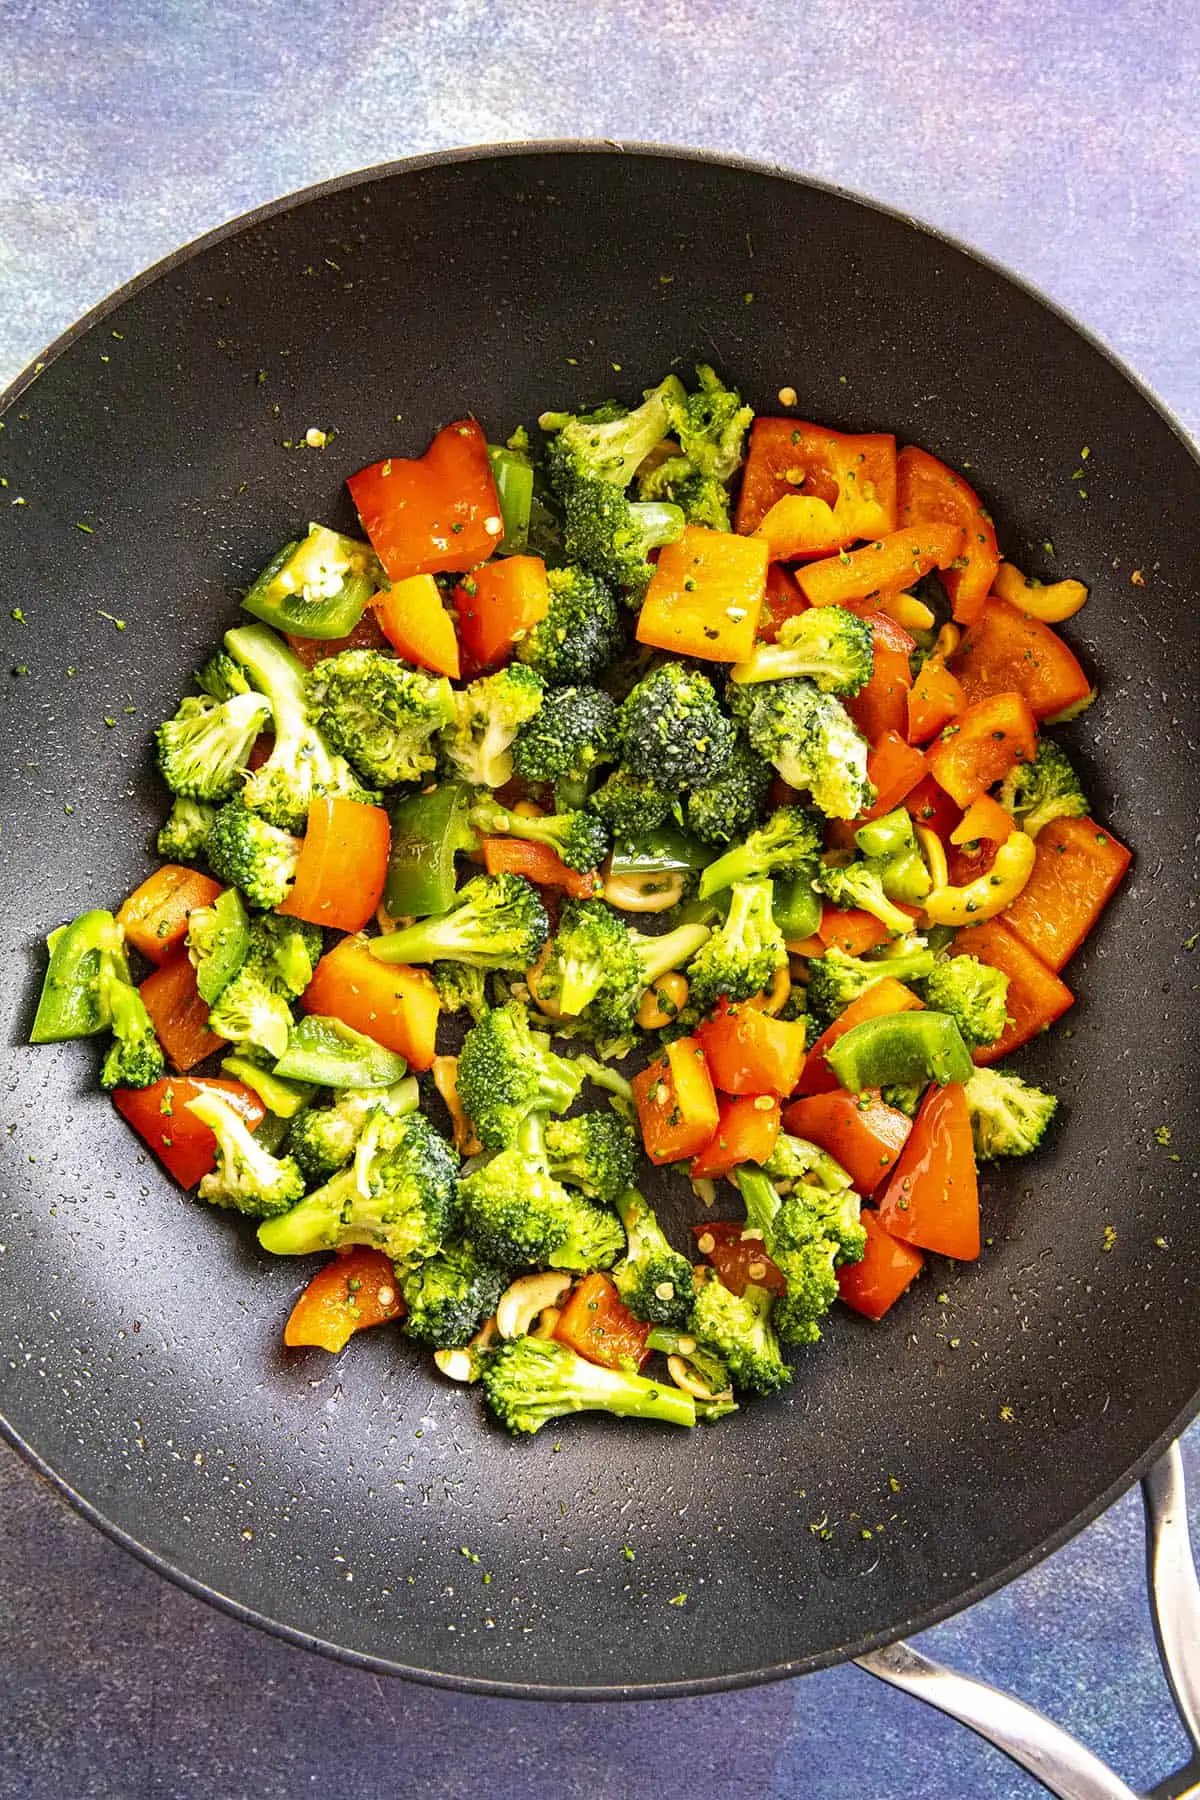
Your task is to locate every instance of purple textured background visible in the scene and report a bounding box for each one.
[2,3,1199,1796]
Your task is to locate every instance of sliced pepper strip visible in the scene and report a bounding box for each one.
[922,830,1036,926]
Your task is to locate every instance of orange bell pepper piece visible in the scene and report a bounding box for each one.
[757,562,809,643]
[690,1094,781,1178]
[907,655,966,744]
[816,908,892,956]
[696,1000,808,1098]
[374,573,461,678]
[302,933,440,1070]
[348,418,502,582]
[797,979,924,1097]
[454,555,550,669]
[637,525,768,662]
[480,835,597,897]
[139,952,226,1072]
[795,523,964,609]
[949,597,1092,721]
[117,865,222,966]
[858,731,928,822]
[284,1247,406,1352]
[927,691,1037,807]
[276,796,390,934]
[876,1082,980,1260]
[950,792,1014,846]
[999,816,1131,972]
[841,607,917,745]
[896,445,999,626]
[782,1090,912,1194]
[951,918,1073,1064]
[554,1272,650,1370]
[837,1210,924,1319]
[632,1036,720,1164]
[737,420,897,551]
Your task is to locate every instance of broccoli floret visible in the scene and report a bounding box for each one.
[286,1079,419,1183]
[156,797,218,863]
[998,737,1089,837]
[805,938,938,1024]
[919,954,1011,1049]
[587,769,673,838]
[430,961,491,1024]
[154,690,272,803]
[881,1083,924,1117]
[964,1066,1059,1159]
[560,481,686,598]
[814,860,915,938]
[686,881,786,1015]
[730,678,873,820]
[851,807,933,906]
[637,459,732,530]
[224,622,379,832]
[439,663,546,789]
[514,565,625,686]
[689,1267,790,1395]
[737,1165,864,1347]
[456,1002,584,1149]
[512,684,617,809]
[481,1334,697,1435]
[400,1240,507,1348]
[540,373,687,489]
[257,1110,457,1269]
[206,914,321,1061]
[610,1188,694,1328]
[185,1087,305,1218]
[546,1198,626,1273]
[684,737,772,846]
[535,900,710,1031]
[305,648,454,788]
[244,914,322,998]
[619,661,736,788]
[455,1112,579,1264]
[185,886,250,1005]
[763,1132,855,1194]
[698,804,824,899]
[664,364,755,485]
[730,606,875,696]
[469,795,610,874]
[194,651,252,701]
[368,872,549,973]
[98,955,166,1091]
[544,1113,638,1205]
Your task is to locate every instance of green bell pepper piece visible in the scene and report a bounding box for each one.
[825,1011,974,1093]
[192,887,250,1005]
[241,525,380,640]
[608,826,713,879]
[487,447,535,556]
[384,781,477,918]
[772,870,822,941]
[273,1015,408,1088]
[30,910,128,1042]
[220,1052,315,1119]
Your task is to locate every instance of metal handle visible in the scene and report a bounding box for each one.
[857,1440,1200,1800]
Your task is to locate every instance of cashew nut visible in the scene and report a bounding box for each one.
[913,822,949,893]
[637,972,689,1030]
[923,829,1037,926]
[434,1317,498,1383]
[602,870,685,913]
[878,590,936,634]
[496,1271,573,1340]
[667,1354,734,1403]
[993,561,1089,623]
[746,962,791,1016]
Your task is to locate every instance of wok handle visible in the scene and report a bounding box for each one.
[1143,1440,1200,1754]
[855,1639,1142,1800]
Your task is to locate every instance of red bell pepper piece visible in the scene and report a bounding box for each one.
[949,597,1093,721]
[876,1082,980,1260]
[113,1076,265,1189]
[837,1210,924,1319]
[347,418,502,582]
[904,774,962,843]
[927,692,1037,807]
[554,1272,650,1370]
[842,607,917,745]
[896,445,999,626]
[692,1220,788,1298]
[454,555,550,669]
[999,816,1131,971]
[736,419,897,550]
[782,1091,912,1194]
[480,836,598,897]
[283,609,388,669]
[284,1247,405,1352]
[690,1094,781,1178]
[858,731,928,821]
[951,919,1074,1064]
[632,1037,720,1164]
[276,796,390,934]
[757,562,809,643]
[139,952,225,1072]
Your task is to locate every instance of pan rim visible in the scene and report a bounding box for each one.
[2,136,1198,1701]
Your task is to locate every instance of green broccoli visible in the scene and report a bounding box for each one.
[97,955,166,1091]
[439,663,546,789]
[543,1113,638,1205]
[194,650,252,701]
[156,797,217,863]
[514,565,625,686]
[512,684,617,810]
[736,1164,864,1347]
[637,459,732,531]
[689,1267,790,1395]
[185,886,250,1005]
[481,1334,697,1435]
[400,1240,508,1348]
[539,375,684,484]
[224,623,379,831]
[762,1131,855,1195]
[154,690,272,802]
[455,1112,579,1264]
[546,1198,625,1273]
[804,938,938,1024]
[964,1066,1059,1159]
[534,899,710,1029]
[814,858,919,937]
[729,606,875,696]
[185,1087,305,1218]
[684,737,772,845]
[610,1188,694,1328]
[686,881,786,1015]
[430,961,491,1024]
[469,795,609,874]
[368,872,549,973]
[730,678,873,819]
[852,807,933,906]
[306,648,454,787]
[206,915,321,1062]
[286,1079,419,1183]
[587,769,673,838]
[698,804,824,899]
[257,1110,457,1269]
[456,1002,583,1149]
[619,661,736,788]
[644,1326,734,1404]
[664,364,755,484]
[997,737,1089,837]
[881,1083,925,1117]
[918,954,1011,1049]
[560,482,687,598]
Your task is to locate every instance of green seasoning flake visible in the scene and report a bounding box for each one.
[668,1592,687,1606]
[1154,1124,1172,1147]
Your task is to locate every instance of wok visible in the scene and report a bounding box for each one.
[1,144,1196,1699]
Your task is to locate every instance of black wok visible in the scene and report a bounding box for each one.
[1,144,1197,1698]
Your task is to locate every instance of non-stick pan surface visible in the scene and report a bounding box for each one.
[1,145,1197,1698]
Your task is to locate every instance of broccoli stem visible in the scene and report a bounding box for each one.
[636,922,712,987]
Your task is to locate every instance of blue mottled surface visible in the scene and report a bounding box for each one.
[2,3,1198,1796]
